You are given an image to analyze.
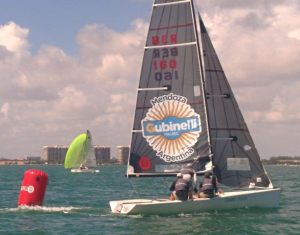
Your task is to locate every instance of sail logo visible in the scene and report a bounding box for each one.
[143,117,200,139]
[142,93,201,162]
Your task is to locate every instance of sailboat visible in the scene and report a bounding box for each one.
[110,0,280,215]
[64,130,99,173]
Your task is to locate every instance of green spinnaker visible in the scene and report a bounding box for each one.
[64,133,90,169]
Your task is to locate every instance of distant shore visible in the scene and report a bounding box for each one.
[262,156,300,165]
[1,156,299,166]
[0,159,121,166]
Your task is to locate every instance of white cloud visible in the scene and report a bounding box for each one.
[56,86,88,111]
[288,29,300,40]
[0,103,10,118]
[0,21,30,56]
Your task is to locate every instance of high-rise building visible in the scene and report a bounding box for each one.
[42,146,68,164]
[94,146,110,164]
[116,146,130,165]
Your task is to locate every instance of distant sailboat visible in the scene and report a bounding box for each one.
[109,0,280,215]
[64,130,99,173]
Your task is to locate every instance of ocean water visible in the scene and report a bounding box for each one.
[0,165,299,235]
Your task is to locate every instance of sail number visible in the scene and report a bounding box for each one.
[152,34,177,45]
[152,47,179,81]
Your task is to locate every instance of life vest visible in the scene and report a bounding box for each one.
[174,178,191,201]
[201,177,214,193]
[175,178,189,191]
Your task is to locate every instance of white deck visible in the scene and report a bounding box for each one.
[110,188,280,215]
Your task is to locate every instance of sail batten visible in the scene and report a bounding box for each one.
[154,0,191,7]
[138,87,169,91]
[145,41,197,49]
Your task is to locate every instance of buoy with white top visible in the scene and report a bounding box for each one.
[17,169,48,207]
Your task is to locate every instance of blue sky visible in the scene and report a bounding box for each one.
[0,0,300,159]
[0,0,151,54]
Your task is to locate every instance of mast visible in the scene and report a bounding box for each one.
[190,0,214,166]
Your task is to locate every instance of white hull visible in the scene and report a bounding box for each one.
[70,168,99,173]
[110,188,280,215]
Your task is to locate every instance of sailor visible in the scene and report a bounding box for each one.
[198,172,222,198]
[79,164,87,170]
[170,173,193,201]
[169,173,181,200]
[180,163,197,193]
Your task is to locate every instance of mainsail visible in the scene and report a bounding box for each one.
[64,130,96,169]
[198,16,271,188]
[128,0,211,176]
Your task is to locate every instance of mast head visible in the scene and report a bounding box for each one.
[86,130,92,138]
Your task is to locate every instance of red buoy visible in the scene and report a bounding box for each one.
[18,169,48,207]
